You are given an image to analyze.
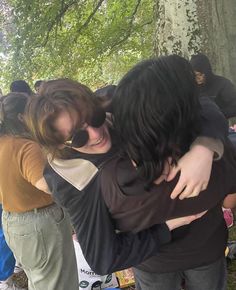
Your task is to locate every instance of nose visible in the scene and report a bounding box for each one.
[85,125,102,141]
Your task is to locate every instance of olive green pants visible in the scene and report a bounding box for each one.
[2,204,79,290]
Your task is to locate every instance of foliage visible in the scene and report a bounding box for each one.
[0,0,154,91]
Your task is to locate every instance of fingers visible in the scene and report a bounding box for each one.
[170,182,186,199]
[166,210,208,230]
[166,165,180,182]
[170,178,186,199]
[180,184,202,200]
[171,182,207,200]
[192,211,208,220]
[196,210,208,218]
[181,214,199,225]
[186,210,208,223]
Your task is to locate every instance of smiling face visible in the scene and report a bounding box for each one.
[53,109,112,154]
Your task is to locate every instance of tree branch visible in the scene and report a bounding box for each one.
[42,0,77,47]
[106,0,143,54]
[74,0,106,42]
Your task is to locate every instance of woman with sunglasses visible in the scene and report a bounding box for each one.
[25,63,233,284]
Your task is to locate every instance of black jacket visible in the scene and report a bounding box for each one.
[190,54,236,118]
[100,147,236,273]
[44,148,171,275]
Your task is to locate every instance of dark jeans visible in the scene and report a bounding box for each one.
[133,257,227,290]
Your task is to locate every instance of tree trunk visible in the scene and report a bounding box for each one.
[153,0,236,84]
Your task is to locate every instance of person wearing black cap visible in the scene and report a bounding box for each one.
[190,53,236,119]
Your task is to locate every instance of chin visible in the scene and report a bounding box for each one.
[99,142,112,153]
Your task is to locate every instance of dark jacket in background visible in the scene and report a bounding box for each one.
[228,129,236,148]
[190,54,236,118]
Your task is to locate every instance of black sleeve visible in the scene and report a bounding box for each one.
[215,80,236,118]
[44,165,171,275]
[94,217,171,274]
[199,96,228,142]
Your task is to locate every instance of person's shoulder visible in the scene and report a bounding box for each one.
[1,136,39,150]
[17,138,42,152]
[214,75,234,87]
[11,136,36,144]
[47,155,100,191]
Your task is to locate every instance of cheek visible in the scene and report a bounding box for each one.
[196,76,203,84]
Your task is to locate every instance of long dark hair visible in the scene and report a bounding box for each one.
[113,55,201,185]
[0,92,30,138]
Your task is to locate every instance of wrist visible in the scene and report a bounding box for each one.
[191,144,214,157]
[190,136,223,160]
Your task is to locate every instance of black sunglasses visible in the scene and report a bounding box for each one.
[64,107,106,148]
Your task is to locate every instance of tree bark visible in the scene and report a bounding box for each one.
[153,0,236,84]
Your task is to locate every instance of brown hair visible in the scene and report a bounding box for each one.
[0,92,31,138]
[25,78,99,158]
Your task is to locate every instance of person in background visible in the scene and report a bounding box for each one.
[34,80,44,94]
[0,89,3,97]
[223,126,236,228]
[0,100,25,289]
[10,80,33,96]
[190,53,236,119]
[190,53,236,230]
[0,93,79,290]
